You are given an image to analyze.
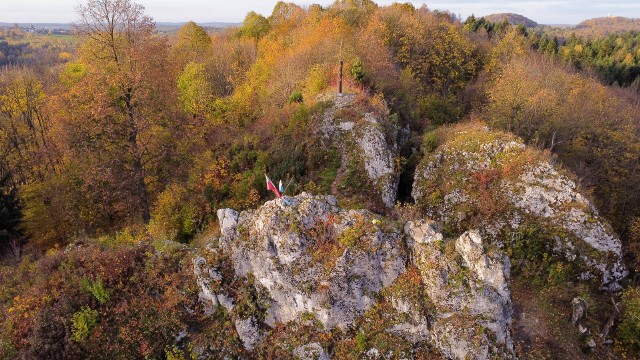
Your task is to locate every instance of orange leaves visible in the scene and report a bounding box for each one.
[470,168,501,193]
[305,213,342,271]
[469,168,509,219]
[366,5,478,96]
[203,156,231,191]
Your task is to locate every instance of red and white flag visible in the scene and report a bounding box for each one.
[265,174,281,198]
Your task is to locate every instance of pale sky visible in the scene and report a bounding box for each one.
[1,0,639,25]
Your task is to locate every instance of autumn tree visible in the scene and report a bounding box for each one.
[238,11,270,43]
[0,67,52,186]
[208,31,256,96]
[369,6,479,97]
[177,62,215,120]
[73,0,174,224]
[173,21,212,65]
[269,2,305,32]
[400,13,477,96]
[362,5,479,127]
[329,0,378,27]
[484,50,640,244]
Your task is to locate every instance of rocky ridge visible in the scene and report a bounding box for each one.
[194,193,515,358]
[217,194,407,329]
[191,123,628,359]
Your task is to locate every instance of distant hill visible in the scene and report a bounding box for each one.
[483,13,538,28]
[576,16,640,32]
[157,21,238,28]
[0,22,239,32]
[156,22,239,33]
[0,22,73,30]
[541,16,640,39]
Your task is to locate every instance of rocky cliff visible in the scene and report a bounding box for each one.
[191,123,627,359]
[193,193,514,358]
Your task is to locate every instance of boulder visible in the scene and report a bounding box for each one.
[293,342,330,360]
[571,297,588,326]
[235,317,261,350]
[194,194,518,358]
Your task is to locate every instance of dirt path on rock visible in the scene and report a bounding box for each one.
[330,154,349,196]
[511,278,587,359]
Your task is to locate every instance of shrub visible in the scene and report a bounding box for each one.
[355,331,368,352]
[351,58,365,84]
[148,184,198,243]
[232,275,272,322]
[288,89,304,105]
[546,262,569,285]
[338,215,371,248]
[305,64,329,95]
[96,226,146,248]
[316,150,341,193]
[627,217,640,273]
[422,131,438,153]
[80,278,111,305]
[165,345,197,360]
[505,223,550,276]
[70,307,98,342]
[618,287,640,352]
[339,156,367,193]
[418,93,463,125]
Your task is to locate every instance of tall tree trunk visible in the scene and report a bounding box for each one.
[125,92,150,223]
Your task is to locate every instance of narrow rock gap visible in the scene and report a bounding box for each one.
[396,135,420,204]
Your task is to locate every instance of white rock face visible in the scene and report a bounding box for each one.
[412,126,627,290]
[219,192,407,329]
[507,162,627,290]
[217,208,239,234]
[407,223,515,359]
[193,252,234,314]
[193,256,221,313]
[235,317,261,350]
[188,125,627,357]
[194,193,523,358]
[293,342,330,360]
[404,219,443,247]
[355,116,397,207]
[320,94,399,207]
[456,231,510,299]
[511,162,620,254]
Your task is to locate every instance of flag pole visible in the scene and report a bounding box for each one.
[282,177,295,195]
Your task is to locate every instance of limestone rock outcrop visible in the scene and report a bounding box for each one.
[193,193,517,358]
[188,121,630,358]
[412,124,627,290]
[319,94,399,208]
[218,193,407,329]
[406,221,515,359]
